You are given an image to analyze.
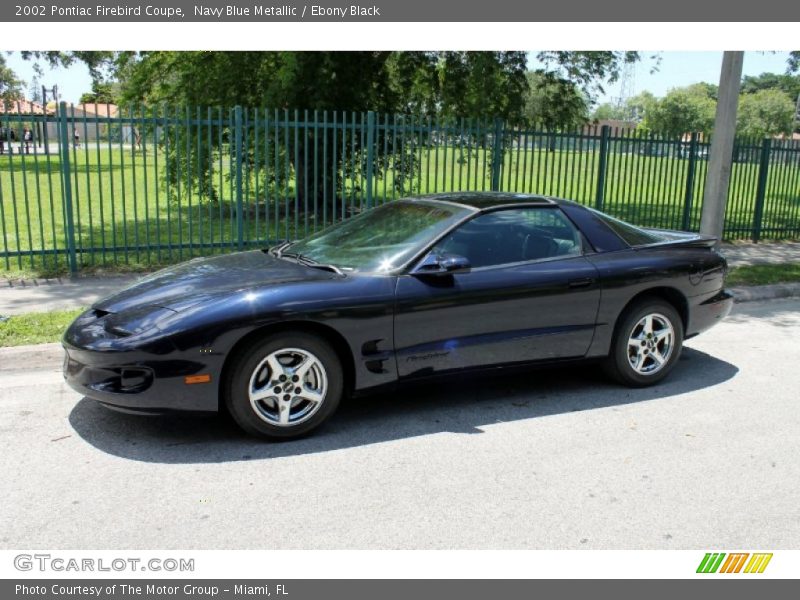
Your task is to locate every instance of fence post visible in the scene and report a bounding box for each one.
[752,138,771,243]
[681,132,699,231]
[57,102,78,273]
[491,117,504,191]
[365,111,375,209]
[594,125,611,211]
[234,105,244,250]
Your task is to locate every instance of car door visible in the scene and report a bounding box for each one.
[393,206,601,378]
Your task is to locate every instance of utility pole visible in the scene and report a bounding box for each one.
[40,85,58,152]
[700,51,744,246]
[41,84,58,105]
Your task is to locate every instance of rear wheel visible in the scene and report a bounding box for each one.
[224,332,343,440]
[604,299,684,387]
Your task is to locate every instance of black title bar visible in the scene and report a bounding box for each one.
[5,0,800,21]
[4,579,800,600]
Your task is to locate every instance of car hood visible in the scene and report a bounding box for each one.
[93,250,336,314]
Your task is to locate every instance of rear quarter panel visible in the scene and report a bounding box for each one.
[585,246,726,357]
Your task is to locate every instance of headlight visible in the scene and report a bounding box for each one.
[103,306,176,337]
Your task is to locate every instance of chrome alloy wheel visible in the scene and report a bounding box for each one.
[248,347,328,427]
[626,313,675,375]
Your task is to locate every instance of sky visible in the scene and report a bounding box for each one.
[588,51,795,104]
[3,51,795,105]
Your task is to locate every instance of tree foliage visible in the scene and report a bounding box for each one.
[103,51,533,206]
[28,74,42,104]
[591,91,658,124]
[736,89,795,138]
[19,51,115,81]
[436,52,529,124]
[79,81,121,104]
[111,51,530,123]
[597,75,798,139]
[523,71,589,130]
[640,86,716,137]
[788,51,800,74]
[533,51,643,100]
[18,50,646,216]
[591,102,627,122]
[625,91,658,123]
[19,49,643,123]
[0,55,24,105]
[741,72,800,102]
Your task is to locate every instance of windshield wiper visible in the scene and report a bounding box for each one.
[268,240,292,258]
[271,245,345,276]
[293,254,345,276]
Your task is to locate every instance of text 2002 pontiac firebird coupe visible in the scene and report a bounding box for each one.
[64,193,733,439]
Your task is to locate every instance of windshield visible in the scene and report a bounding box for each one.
[282,200,472,272]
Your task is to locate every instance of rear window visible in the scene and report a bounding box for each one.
[588,209,666,247]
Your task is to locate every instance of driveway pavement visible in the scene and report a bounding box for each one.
[1,299,798,549]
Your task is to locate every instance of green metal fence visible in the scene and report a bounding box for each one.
[1,102,799,274]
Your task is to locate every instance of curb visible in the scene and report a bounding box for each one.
[2,273,143,288]
[730,282,800,303]
[1,285,799,373]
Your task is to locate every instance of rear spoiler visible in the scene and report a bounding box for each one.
[640,228,718,249]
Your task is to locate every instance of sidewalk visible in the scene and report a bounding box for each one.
[720,241,800,267]
[1,273,141,315]
[0,242,799,316]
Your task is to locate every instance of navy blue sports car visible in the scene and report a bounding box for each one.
[64,193,733,439]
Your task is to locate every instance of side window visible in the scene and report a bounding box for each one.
[431,208,582,269]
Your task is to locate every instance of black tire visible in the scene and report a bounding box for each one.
[604,298,684,387]
[224,332,343,440]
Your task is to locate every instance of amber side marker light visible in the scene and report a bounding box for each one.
[185,374,212,385]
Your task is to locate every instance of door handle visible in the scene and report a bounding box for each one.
[568,277,595,289]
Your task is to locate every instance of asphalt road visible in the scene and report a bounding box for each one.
[1,299,799,550]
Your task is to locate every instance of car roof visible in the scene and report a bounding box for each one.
[407,192,561,211]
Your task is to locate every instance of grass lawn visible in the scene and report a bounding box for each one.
[726,262,800,287]
[1,134,798,279]
[0,308,83,347]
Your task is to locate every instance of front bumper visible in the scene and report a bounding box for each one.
[63,342,221,414]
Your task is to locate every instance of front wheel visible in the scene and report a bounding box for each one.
[224,332,343,440]
[604,299,684,387]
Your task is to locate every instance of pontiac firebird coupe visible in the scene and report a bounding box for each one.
[63,193,733,439]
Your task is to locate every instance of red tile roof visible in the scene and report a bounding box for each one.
[0,99,51,114]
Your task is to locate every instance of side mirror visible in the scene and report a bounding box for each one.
[413,252,471,276]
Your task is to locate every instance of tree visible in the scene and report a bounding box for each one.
[103,51,533,209]
[626,91,657,123]
[0,55,23,106]
[111,51,529,123]
[19,51,115,81]
[21,51,646,217]
[641,86,716,137]
[590,91,657,124]
[28,74,42,103]
[79,81,121,104]
[523,71,589,130]
[736,89,795,138]
[788,51,800,74]
[685,81,718,101]
[591,102,627,122]
[741,72,800,103]
[534,51,644,100]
